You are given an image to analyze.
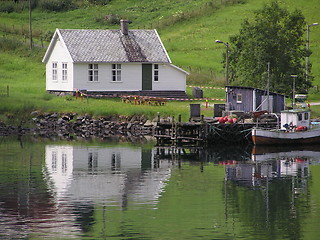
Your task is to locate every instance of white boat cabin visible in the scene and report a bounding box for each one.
[280,109,311,130]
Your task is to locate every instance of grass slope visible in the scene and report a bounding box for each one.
[0,0,320,119]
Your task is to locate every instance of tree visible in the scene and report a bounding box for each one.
[227,1,312,96]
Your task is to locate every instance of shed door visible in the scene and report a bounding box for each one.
[142,64,152,90]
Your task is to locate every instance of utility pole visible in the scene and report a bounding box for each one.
[291,75,298,109]
[267,62,270,112]
[306,23,318,83]
[29,0,33,49]
[215,40,229,85]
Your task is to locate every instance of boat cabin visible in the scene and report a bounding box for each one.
[280,109,310,130]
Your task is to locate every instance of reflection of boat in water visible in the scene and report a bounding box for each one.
[252,109,320,145]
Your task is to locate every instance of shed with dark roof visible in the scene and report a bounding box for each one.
[42,20,188,97]
[225,86,286,113]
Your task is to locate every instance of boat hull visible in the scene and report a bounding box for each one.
[252,127,320,145]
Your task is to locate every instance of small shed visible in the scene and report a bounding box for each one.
[225,86,286,113]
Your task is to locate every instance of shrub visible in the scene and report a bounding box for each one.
[104,14,120,25]
[0,37,21,51]
[95,13,121,25]
[0,0,37,13]
[88,0,111,5]
[41,30,54,42]
[39,0,76,12]
[0,2,14,13]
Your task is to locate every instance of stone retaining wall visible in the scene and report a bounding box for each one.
[0,112,158,140]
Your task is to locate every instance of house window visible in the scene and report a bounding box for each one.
[52,151,57,172]
[304,112,309,120]
[298,113,303,121]
[154,64,159,81]
[112,64,121,81]
[88,152,98,172]
[52,62,58,81]
[236,93,242,103]
[62,153,67,173]
[111,152,121,172]
[88,64,98,82]
[62,63,67,81]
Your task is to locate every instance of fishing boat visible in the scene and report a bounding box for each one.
[252,109,320,145]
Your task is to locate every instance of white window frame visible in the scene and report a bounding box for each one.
[236,93,242,103]
[52,62,58,82]
[112,64,122,82]
[88,64,99,82]
[153,64,159,81]
[62,63,68,82]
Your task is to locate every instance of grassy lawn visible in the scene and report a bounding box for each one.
[0,51,224,122]
[0,0,320,121]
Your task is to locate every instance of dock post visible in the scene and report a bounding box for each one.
[171,116,177,146]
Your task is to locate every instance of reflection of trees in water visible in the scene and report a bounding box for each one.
[73,204,95,233]
[224,166,310,239]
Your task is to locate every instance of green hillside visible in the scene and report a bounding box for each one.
[1,0,320,119]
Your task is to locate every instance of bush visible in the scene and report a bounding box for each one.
[95,13,122,25]
[41,30,54,42]
[0,2,14,13]
[0,37,21,51]
[88,0,111,5]
[104,14,120,25]
[0,0,37,13]
[39,0,76,12]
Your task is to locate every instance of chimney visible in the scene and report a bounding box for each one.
[120,19,129,35]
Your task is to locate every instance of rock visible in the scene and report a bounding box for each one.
[144,120,153,127]
[57,118,65,125]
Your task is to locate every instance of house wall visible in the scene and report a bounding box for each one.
[153,64,186,91]
[46,39,74,91]
[73,63,186,92]
[73,63,142,91]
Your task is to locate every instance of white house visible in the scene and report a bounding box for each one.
[42,20,188,97]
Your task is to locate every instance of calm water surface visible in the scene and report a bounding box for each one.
[1,137,320,240]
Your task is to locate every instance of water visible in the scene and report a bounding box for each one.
[1,137,320,240]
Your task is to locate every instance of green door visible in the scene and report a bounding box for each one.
[142,64,152,90]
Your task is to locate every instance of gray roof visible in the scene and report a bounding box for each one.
[47,29,171,63]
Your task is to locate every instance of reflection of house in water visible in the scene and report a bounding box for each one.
[45,145,172,207]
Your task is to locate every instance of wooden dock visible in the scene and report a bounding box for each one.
[154,119,277,146]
